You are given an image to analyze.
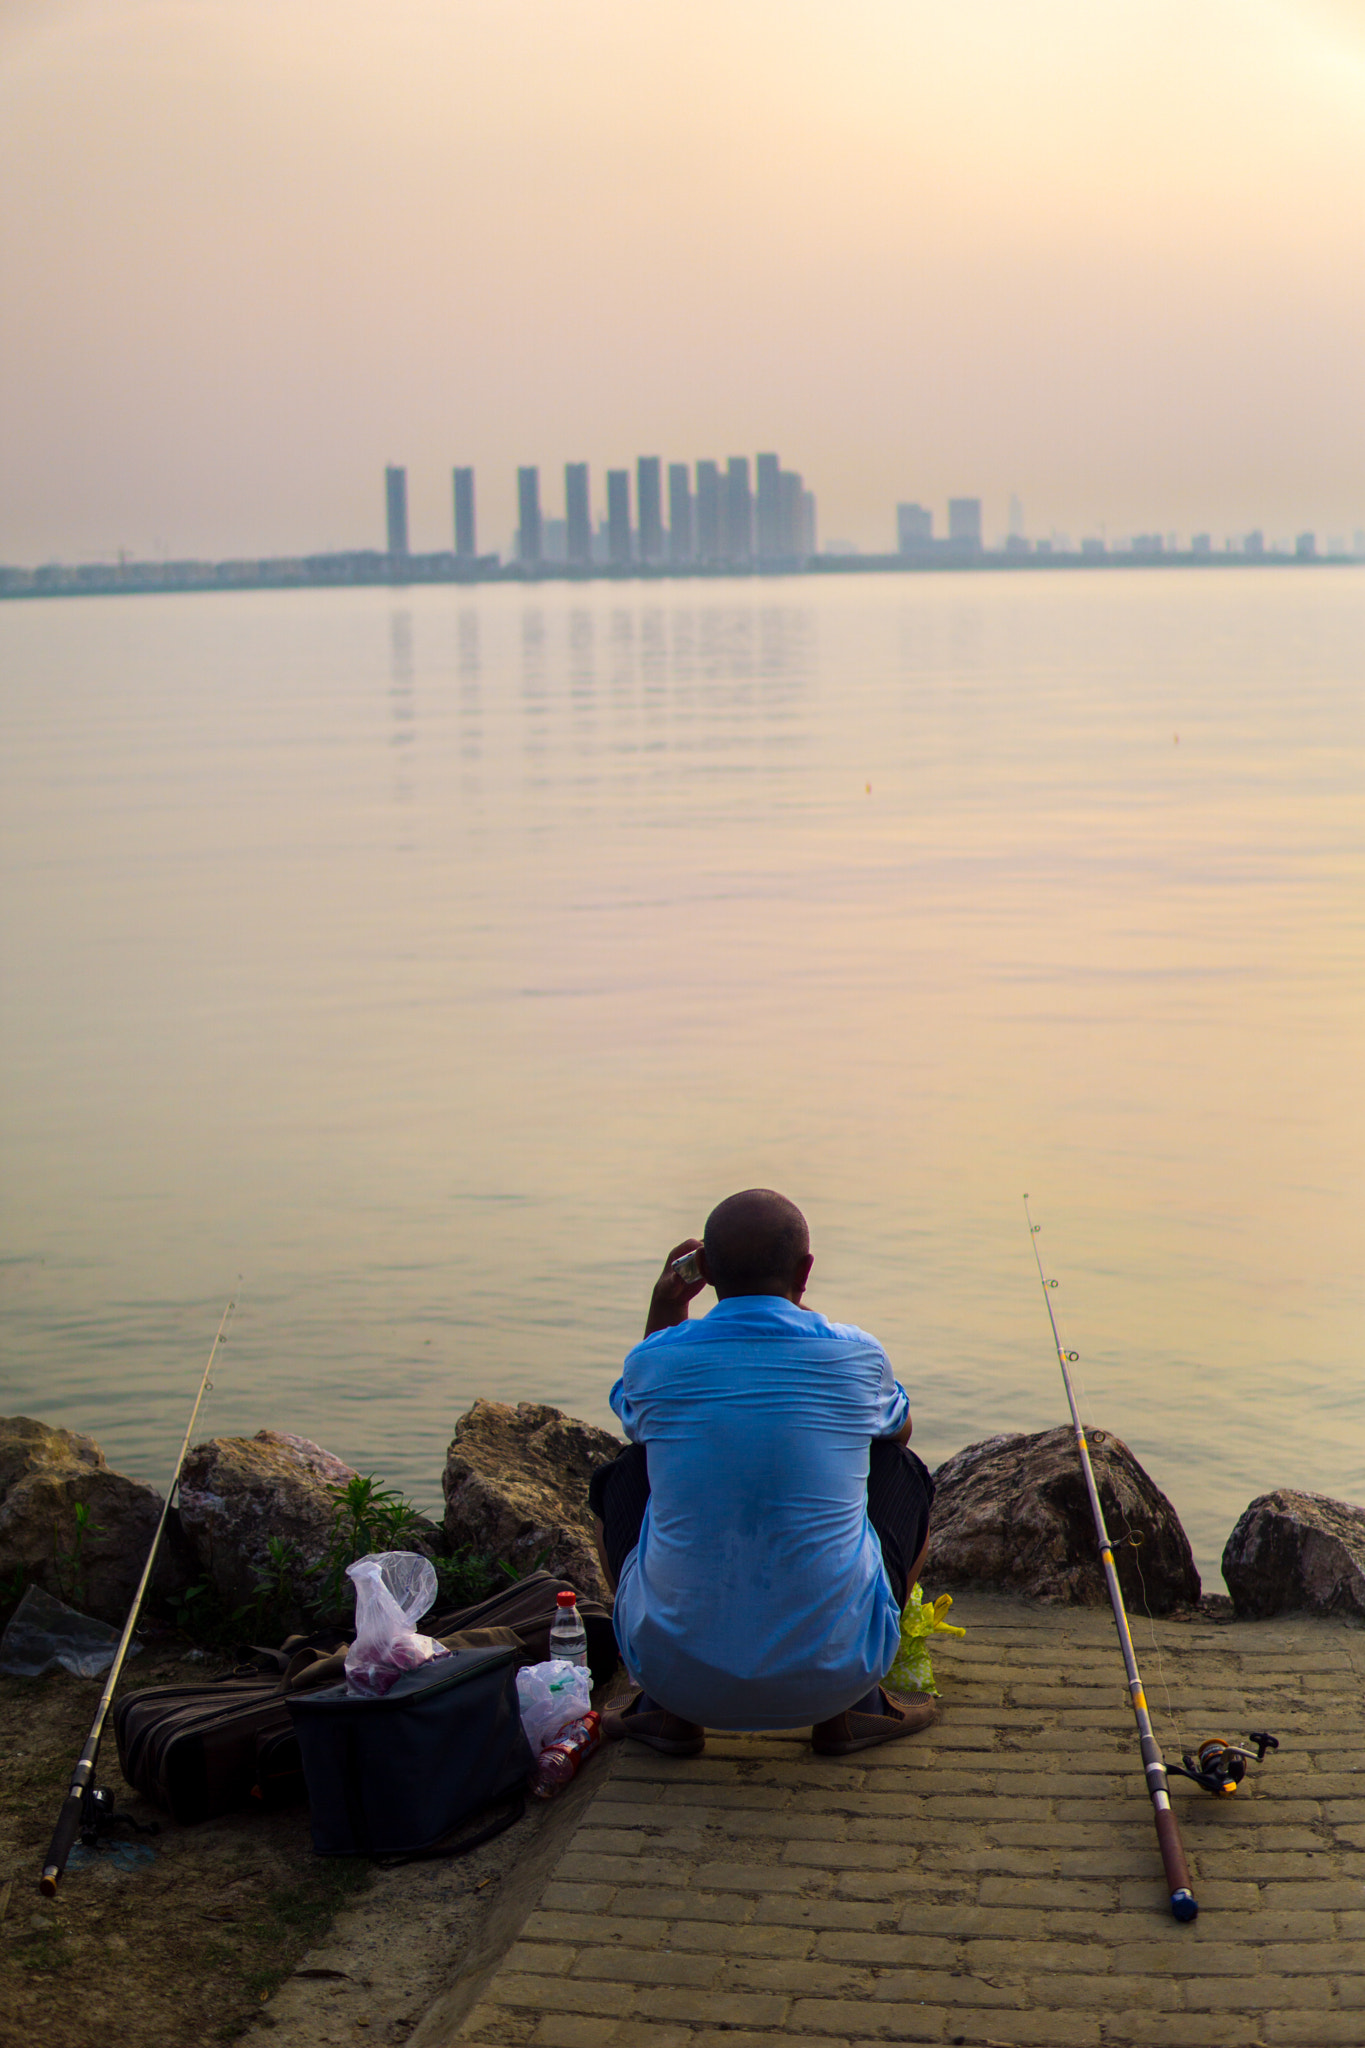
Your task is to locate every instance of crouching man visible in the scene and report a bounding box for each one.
[590,1188,937,1757]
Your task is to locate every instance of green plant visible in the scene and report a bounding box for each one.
[312,1474,426,1619]
[432,1546,499,1610]
[496,1546,550,1585]
[248,1535,307,1634]
[167,1573,245,1648]
[54,1499,101,1607]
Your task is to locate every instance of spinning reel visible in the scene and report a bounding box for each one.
[79,1784,158,1850]
[1168,1732,1278,1798]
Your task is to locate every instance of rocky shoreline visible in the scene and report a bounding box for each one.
[6,1400,1365,1637]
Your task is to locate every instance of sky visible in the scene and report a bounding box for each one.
[3,0,1365,560]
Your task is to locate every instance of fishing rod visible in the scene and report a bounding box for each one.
[39,1292,236,1897]
[1022,1200,1200,1922]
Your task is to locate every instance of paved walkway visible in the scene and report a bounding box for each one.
[453,1593,1365,2048]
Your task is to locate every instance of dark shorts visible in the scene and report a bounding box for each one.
[588,1437,935,1609]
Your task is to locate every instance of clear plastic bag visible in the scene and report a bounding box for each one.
[516,1657,592,1752]
[0,1584,142,1680]
[343,1551,449,1697]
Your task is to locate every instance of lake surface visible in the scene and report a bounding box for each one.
[3,569,1362,1586]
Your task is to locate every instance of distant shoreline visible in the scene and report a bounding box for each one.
[2,547,1360,601]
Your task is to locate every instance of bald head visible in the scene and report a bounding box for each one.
[703,1189,811,1301]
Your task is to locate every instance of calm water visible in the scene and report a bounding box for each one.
[2,570,1362,1585]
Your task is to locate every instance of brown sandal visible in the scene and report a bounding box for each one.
[811,1686,939,1756]
[601,1690,706,1757]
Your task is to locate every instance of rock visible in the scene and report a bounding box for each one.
[1222,1490,1365,1619]
[442,1400,625,1602]
[0,1415,191,1625]
[177,1430,362,1612]
[922,1423,1201,1612]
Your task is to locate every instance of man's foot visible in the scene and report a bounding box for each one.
[602,1690,706,1757]
[811,1686,939,1756]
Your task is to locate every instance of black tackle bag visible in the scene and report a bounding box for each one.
[287,1644,533,1858]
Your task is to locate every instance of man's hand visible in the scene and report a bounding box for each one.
[644,1237,707,1337]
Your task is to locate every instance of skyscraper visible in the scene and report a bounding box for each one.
[668,463,693,565]
[385,466,409,556]
[724,457,753,564]
[777,469,803,558]
[453,467,476,558]
[636,457,663,564]
[565,463,591,566]
[897,504,933,554]
[948,498,982,552]
[607,470,632,566]
[696,461,721,562]
[517,467,542,564]
[755,453,782,560]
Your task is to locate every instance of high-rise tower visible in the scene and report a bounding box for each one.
[724,458,753,564]
[385,466,409,556]
[607,470,632,566]
[948,498,982,553]
[565,464,591,566]
[668,463,693,565]
[755,453,782,561]
[453,468,476,558]
[517,467,542,564]
[696,462,721,562]
[636,457,663,564]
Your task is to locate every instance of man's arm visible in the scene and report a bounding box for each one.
[643,1237,707,1337]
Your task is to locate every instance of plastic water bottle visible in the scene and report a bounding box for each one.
[529,1711,602,1799]
[548,1589,587,1667]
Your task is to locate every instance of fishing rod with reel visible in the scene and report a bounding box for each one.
[39,1293,237,1897]
[1023,1200,1275,1922]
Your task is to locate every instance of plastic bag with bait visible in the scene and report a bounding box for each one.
[885,1583,965,1696]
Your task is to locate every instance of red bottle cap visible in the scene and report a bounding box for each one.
[556,1590,577,1608]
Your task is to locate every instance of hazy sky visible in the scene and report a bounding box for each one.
[3,0,1365,559]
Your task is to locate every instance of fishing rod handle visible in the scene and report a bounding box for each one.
[39,1790,84,1897]
[1154,1803,1198,1922]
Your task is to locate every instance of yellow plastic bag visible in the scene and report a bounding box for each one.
[884,1584,965,1696]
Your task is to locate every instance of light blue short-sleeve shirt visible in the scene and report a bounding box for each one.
[608,1293,910,1731]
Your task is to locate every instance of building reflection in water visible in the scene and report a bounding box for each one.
[388,608,415,809]
[456,608,482,764]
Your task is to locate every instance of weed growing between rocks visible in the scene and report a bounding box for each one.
[160,1474,500,1651]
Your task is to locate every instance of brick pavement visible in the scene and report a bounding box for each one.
[453,1593,1365,2048]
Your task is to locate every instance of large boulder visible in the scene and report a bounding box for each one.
[1222,1490,1365,1619]
[923,1424,1200,1612]
[0,1415,192,1625]
[177,1430,361,1612]
[442,1400,625,1603]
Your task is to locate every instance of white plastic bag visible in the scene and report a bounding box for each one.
[343,1551,449,1697]
[0,1584,143,1680]
[516,1658,592,1752]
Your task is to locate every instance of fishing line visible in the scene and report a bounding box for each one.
[1023,1196,1199,1922]
[1064,1330,1189,1762]
[1022,1202,1279,1912]
[39,1289,239,1897]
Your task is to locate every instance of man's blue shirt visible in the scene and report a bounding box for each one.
[608,1293,910,1730]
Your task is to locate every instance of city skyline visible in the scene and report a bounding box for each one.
[4,3,1365,562]
[7,444,1364,597]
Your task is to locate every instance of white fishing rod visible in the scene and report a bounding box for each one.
[40,1292,236,1896]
